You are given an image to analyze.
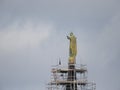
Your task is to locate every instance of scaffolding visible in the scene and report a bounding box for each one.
[47,64,96,90]
[47,33,96,90]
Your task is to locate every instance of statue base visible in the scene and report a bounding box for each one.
[69,57,76,64]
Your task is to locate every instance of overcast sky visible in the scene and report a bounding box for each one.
[0,0,120,90]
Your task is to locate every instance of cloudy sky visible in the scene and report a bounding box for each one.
[0,0,120,90]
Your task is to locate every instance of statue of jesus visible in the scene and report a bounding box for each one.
[67,32,77,64]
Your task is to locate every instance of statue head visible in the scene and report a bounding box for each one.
[70,32,73,36]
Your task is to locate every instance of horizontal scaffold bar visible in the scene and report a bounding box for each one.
[48,80,88,85]
[52,68,87,73]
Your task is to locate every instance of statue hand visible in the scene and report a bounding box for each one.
[67,36,70,39]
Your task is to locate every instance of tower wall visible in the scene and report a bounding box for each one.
[66,64,77,90]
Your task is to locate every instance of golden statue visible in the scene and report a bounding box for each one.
[67,32,77,64]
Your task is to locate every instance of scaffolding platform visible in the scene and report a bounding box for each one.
[47,64,96,90]
[52,68,87,73]
[49,80,87,85]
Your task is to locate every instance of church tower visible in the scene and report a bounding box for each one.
[47,33,96,90]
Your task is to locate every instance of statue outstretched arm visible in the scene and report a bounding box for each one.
[67,36,70,39]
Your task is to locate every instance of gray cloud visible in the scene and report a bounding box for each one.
[0,0,120,90]
[0,20,53,52]
[0,0,120,29]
